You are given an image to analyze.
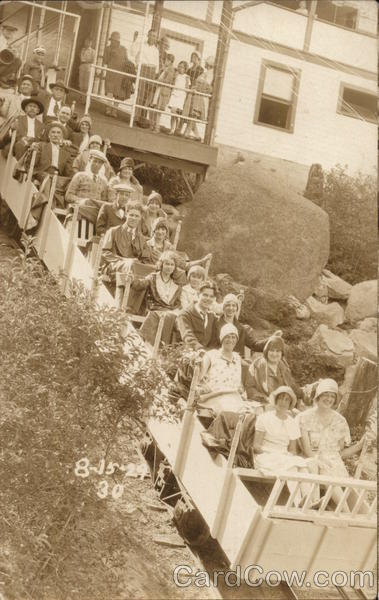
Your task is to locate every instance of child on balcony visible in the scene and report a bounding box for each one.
[150,53,176,133]
[168,61,190,135]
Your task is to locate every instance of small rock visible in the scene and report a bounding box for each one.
[309,324,354,368]
[313,277,328,303]
[322,269,352,301]
[348,330,377,362]
[146,502,168,512]
[153,534,186,548]
[288,295,310,320]
[306,297,344,328]
[358,317,377,333]
[345,280,377,322]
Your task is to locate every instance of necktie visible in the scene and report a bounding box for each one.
[53,100,59,116]
[93,174,97,183]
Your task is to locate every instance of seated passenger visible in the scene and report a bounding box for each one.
[145,217,174,262]
[42,104,73,141]
[180,265,206,310]
[24,120,74,184]
[253,386,313,507]
[73,134,113,179]
[40,80,67,125]
[65,149,109,223]
[125,250,183,346]
[0,74,35,125]
[216,293,278,358]
[101,201,151,281]
[141,191,167,237]
[2,96,44,159]
[70,114,92,153]
[177,280,218,352]
[197,323,247,414]
[108,157,143,203]
[246,335,303,405]
[96,181,134,235]
[299,379,364,498]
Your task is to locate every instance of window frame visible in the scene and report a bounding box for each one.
[159,28,204,60]
[253,60,301,134]
[337,82,377,124]
[315,0,359,32]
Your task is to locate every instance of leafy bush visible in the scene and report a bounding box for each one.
[322,166,376,284]
[0,247,165,599]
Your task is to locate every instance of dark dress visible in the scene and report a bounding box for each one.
[103,43,132,100]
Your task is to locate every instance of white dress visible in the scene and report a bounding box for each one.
[169,73,189,110]
[205,349,242,392]
[254,412,307,473]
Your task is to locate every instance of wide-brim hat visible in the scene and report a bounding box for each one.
[49,80,68,92]
[21,96,44,115]
[45,120,65,134]
[89,149,107,162]
[269,386,297,409]
[113,182,135,193]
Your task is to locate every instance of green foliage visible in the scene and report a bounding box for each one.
[0,247,165,599]
[323,165,376,284]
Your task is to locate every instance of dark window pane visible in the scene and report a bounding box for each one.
[342,88,376,121]
[258,97,291,129]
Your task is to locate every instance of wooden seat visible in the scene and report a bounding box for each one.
[75,218,94,248]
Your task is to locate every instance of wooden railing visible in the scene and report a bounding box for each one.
[261,472,376,528]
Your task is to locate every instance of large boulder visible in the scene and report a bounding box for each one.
[321,269,352,300]
[345,280,377,322]
[348,329,377,362]
[180,159,330,300]
[306,297,344,328]
[309,324,354,368]
[358,317,377,333]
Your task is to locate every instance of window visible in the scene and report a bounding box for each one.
[338,84,377,123]
[159,29,204,66]
[254,62,300,132]
[316,0,358,30]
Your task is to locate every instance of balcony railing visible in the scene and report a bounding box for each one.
[83,63,213,144]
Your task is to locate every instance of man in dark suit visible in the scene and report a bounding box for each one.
[173,281,218,401]
[177,281,218,351]
[26,120,74,183]
[12,96,45,159]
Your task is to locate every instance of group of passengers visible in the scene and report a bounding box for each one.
[0,49,366,509]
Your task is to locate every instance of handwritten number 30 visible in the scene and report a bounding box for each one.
[97,480,124,500]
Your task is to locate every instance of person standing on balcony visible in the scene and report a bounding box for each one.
[182,56,214,141]
[168,60,190,135]
[186,51,203,87]
[78,38,95,93]
[150,53,176,133]
[135,29,159,127]
[102,31,129,118]
[21,46,47,93]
